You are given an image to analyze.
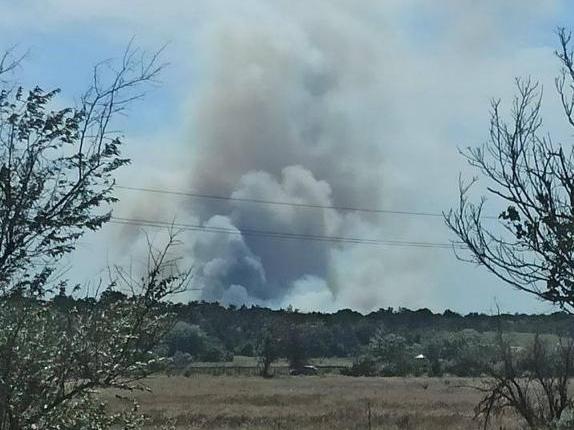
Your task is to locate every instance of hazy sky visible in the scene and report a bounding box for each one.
[3,0,574,314]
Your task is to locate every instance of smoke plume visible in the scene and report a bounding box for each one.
[187,2,425,310]
[46,0,564,313]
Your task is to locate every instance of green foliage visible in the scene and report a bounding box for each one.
[0,84,129,296]
[422,330,494,377]
[284,324,309,370]
[0,283,180,428]
[165,301,574,363]
[553,408,574,430]
[37,396,145,430]
[199,340,233,362]
[164,322,233,363]
[340,328,502,377]
[236,342,254,356]
[0,46,183,430]
[256,325,282,377]
[340,355,379,377]
[152,300,574,380]
[165,322,208,356]
[368,330,420,376]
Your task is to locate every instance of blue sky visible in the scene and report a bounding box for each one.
[3,0,574,314]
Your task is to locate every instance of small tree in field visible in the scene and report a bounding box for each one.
[256,325,281,378]
[0,46,191,429]
[284,324,308,371]
[446,28,574,428]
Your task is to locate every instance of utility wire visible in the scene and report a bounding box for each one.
[110,216,467,250]
[116,185,466,218]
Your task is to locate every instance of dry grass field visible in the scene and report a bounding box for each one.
[103,375,520,429]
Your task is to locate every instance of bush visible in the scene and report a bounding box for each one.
[341,355,379,377]
[164,322,207,356]
[236,343,255,356]
[368,332,416,376]
[197,341,233,362]
[553,408,574,430]
[171,351,193,369]
[164,321,233,362]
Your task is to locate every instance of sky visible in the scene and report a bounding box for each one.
[2,0,574,314]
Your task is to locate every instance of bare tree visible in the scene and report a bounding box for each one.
[446,28,574,313]
[475,334,574,429]
[446,27,574,429]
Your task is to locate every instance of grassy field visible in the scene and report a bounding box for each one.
[104,375,520,429]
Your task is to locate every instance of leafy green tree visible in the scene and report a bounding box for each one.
[284,324,309,370]
[369,331,414,376]
[0,46,191,429]
[422,330,493,377]
[165,322,209,356]
[256,325,281,378]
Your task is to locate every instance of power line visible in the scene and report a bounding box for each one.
[110,216,466,250]
[110,218,458,249]
[116,185,451,218]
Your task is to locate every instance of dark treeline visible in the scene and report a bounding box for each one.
[47,292,574,378]
[168,301,572,358]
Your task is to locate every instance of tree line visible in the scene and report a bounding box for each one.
[162,299,572,361]
[50,291,574,379]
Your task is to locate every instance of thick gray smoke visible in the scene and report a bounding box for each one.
[39,0,564,313]
[188,5,395,308]
[194,166,342,303]
[183,0,562,311]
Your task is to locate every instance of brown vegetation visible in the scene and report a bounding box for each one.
[104,375,521,429]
